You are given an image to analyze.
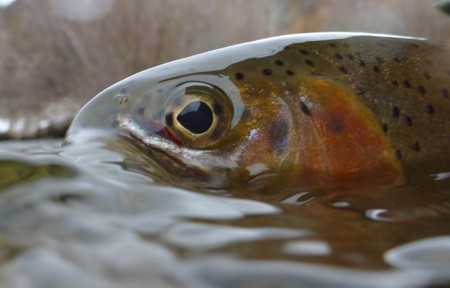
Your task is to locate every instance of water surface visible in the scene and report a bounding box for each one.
[0,137,449,287]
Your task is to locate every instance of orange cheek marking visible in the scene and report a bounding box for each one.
[300,79,404,187]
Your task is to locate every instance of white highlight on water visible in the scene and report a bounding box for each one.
[284,240,331,256]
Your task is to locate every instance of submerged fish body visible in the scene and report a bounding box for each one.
[67,33,450,193]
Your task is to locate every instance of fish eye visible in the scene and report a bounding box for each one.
[164,82,233,149]
[176,100,213,134]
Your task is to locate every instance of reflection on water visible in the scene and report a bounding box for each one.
[386,236,450,269]
[0,136,448,287]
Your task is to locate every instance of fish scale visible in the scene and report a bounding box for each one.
[67,33,450,193]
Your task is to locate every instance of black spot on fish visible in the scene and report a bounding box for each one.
[327,114,345,134]
[359,60,366,67]
[299,49,309,55]
[310,72,321,76]
[268,120,289,156]
[411,142,421,152]
[328,43,337,48]
[283,45,290,50]
[373,66,381,73]
[347,54,354,61]
[299,101,311,116]
[411,43,420,48]
[262,69,272,76]
[305,59,315,67]
[423,72,431,80]
[286,70,294,76]
[165,112,173,126]
[334,53,343,60]
[442,88,449,98]
[392,80,399,87]
[416,85,426,95]
[375,56,384,63]
[382,123,388,133]
[275,60,284,66]
[425,104,434,115]
[393,57,400,62]
[403,80,411,88]
[355,86,365,96]
[235,72,244,80]
[396,149,402,160]
[339,66,348,74]
[137,107,145,115]
[392,106,400,118]
[404,116,413,126]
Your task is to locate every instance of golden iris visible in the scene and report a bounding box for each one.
[164,82,233,149]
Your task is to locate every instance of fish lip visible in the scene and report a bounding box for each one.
[116,114,224,184]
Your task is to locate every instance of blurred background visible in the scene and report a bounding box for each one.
[0,0,449,138]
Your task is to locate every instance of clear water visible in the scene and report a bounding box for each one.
[0,135,449,288]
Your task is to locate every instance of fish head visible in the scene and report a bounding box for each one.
[136,82,294,192]
[67,51,298,193]
[68,33,408,193]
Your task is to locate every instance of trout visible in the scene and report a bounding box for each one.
[67,33,450,193]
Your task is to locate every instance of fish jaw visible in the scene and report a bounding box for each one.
[118,114,240,190]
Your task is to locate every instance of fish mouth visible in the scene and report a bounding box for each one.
[117,114,235,190]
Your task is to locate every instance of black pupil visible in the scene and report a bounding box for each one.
[177,101,213,134]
